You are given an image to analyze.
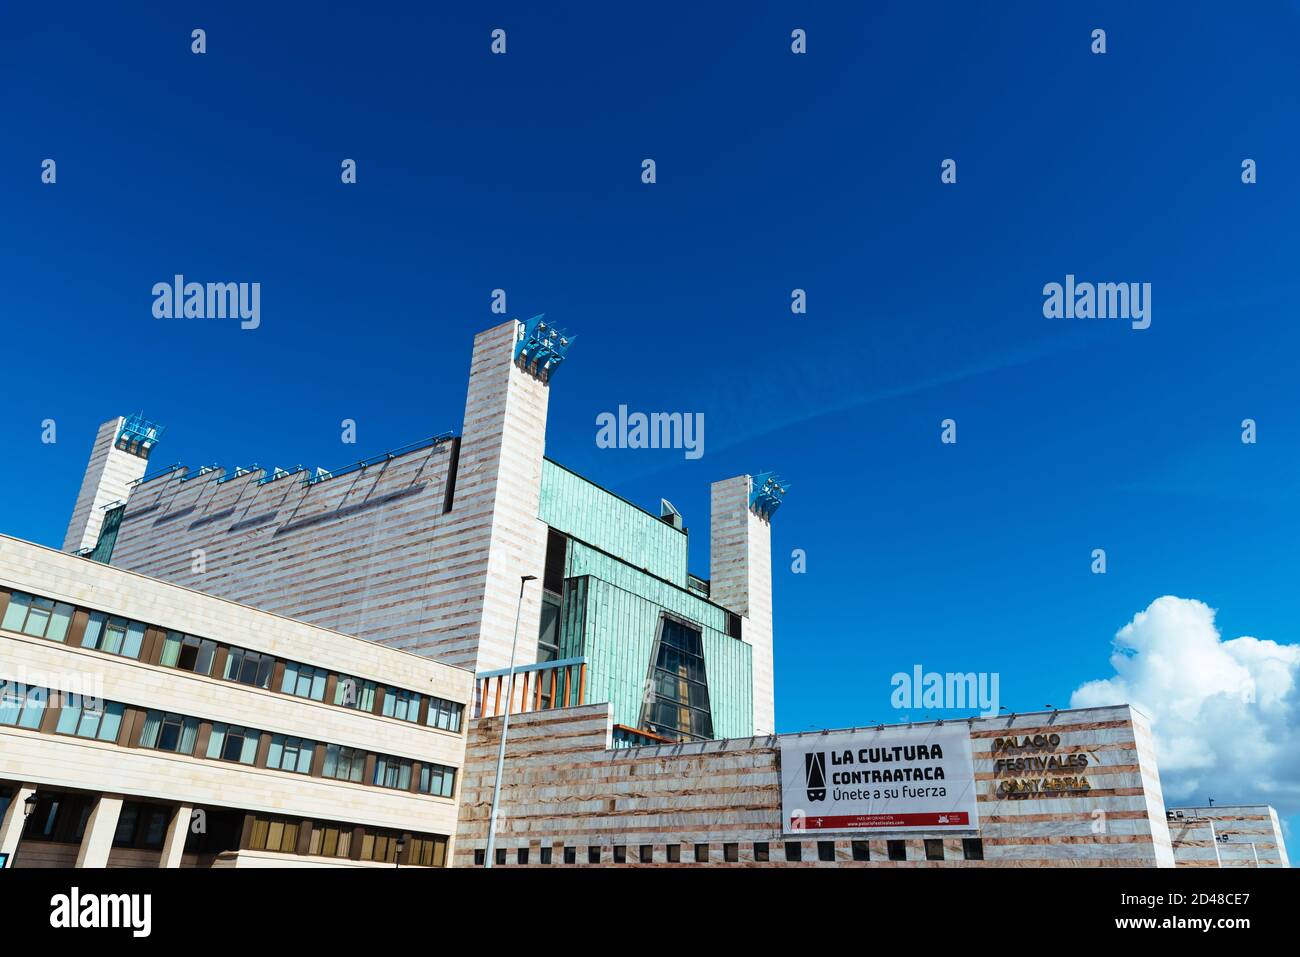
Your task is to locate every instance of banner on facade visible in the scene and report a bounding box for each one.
[779,724,979,833]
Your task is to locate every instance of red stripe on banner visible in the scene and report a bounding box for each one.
[792,812,971,830]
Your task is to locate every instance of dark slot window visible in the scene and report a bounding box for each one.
[925,839,945,861]
[613,845,627,863]
[753,842,769,862]
[474,849,486,866]
[963,838,984,861]
[727,612,742,640]
[563,846,576,864]
[887,840,907,861]
[542,528,568,594]
[639,844,653,863]
[666,844,681,863]
[694,843,709,863]
[540,846,553,865]
[818,840,835,862]
[587,846,601,864]
[852,840,870,862]
[724,843,739,863]
[785,841,803,862]
[639,616,714,742]
[495,848,506,866]
[517,848,529,865]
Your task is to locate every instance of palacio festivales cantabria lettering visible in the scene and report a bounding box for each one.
[992,733,1093,797]
[779,726,980,833]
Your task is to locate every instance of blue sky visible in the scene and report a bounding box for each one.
[3,3,1298,846]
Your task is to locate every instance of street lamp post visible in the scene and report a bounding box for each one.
[484,575,537,868]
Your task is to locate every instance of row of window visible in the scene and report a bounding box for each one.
[2,589,464,733]
[19,793,449,867]
[244,814,448,867]
[474,838,985,865]
[2,685,458,798]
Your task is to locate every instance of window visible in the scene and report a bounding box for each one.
[322,744,366,783]
[408,835,447,867]
[495,848,506,865]
[563,846,576,864]
[139,711,199,754]
[266,735,315,774]
[334,675,376,712]
[818,840,835,862]
[542,528,568,595]
[639,845,653,863]
[540,846,553,865]
[382,689,422,723]
[418,762,456,798]
[2,592,73,641]
[223,647,275,689]
[587,846,601,864]
[54,698,124,742]
[666,844,681,863]
[309,823,354,860]
[426,696,464,733]
[280,662,327,701]
[0,684,48,729]
[537,591,562,662]
[785,841,803,862]
[887,840,907,861]
[159,632,216,674]
[753,842,769,862]
[639,616,714,742]
[517,848,529,865]
[82,613,145,659]
[205,723,259,764]
[613,845,627,863]
[359,829,404,863]
[852,841,870,862]
[962,838,984,861]
[925,839,945,861]
[113,802,170,850]
[694,843,709,863]
[374,755,413,790]
[724,843,739,863]
[248,815,300,854]
[22,793,94,844]
[474,849,486,866]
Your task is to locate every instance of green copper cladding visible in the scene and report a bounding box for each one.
[540,460,754,739]
[539,459,688,585]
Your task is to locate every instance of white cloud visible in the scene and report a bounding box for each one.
[1070,596,1300,811]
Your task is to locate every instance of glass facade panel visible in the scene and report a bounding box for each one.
[639,617,714,742]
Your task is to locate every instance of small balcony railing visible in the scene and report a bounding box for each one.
[474,656,587,719]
